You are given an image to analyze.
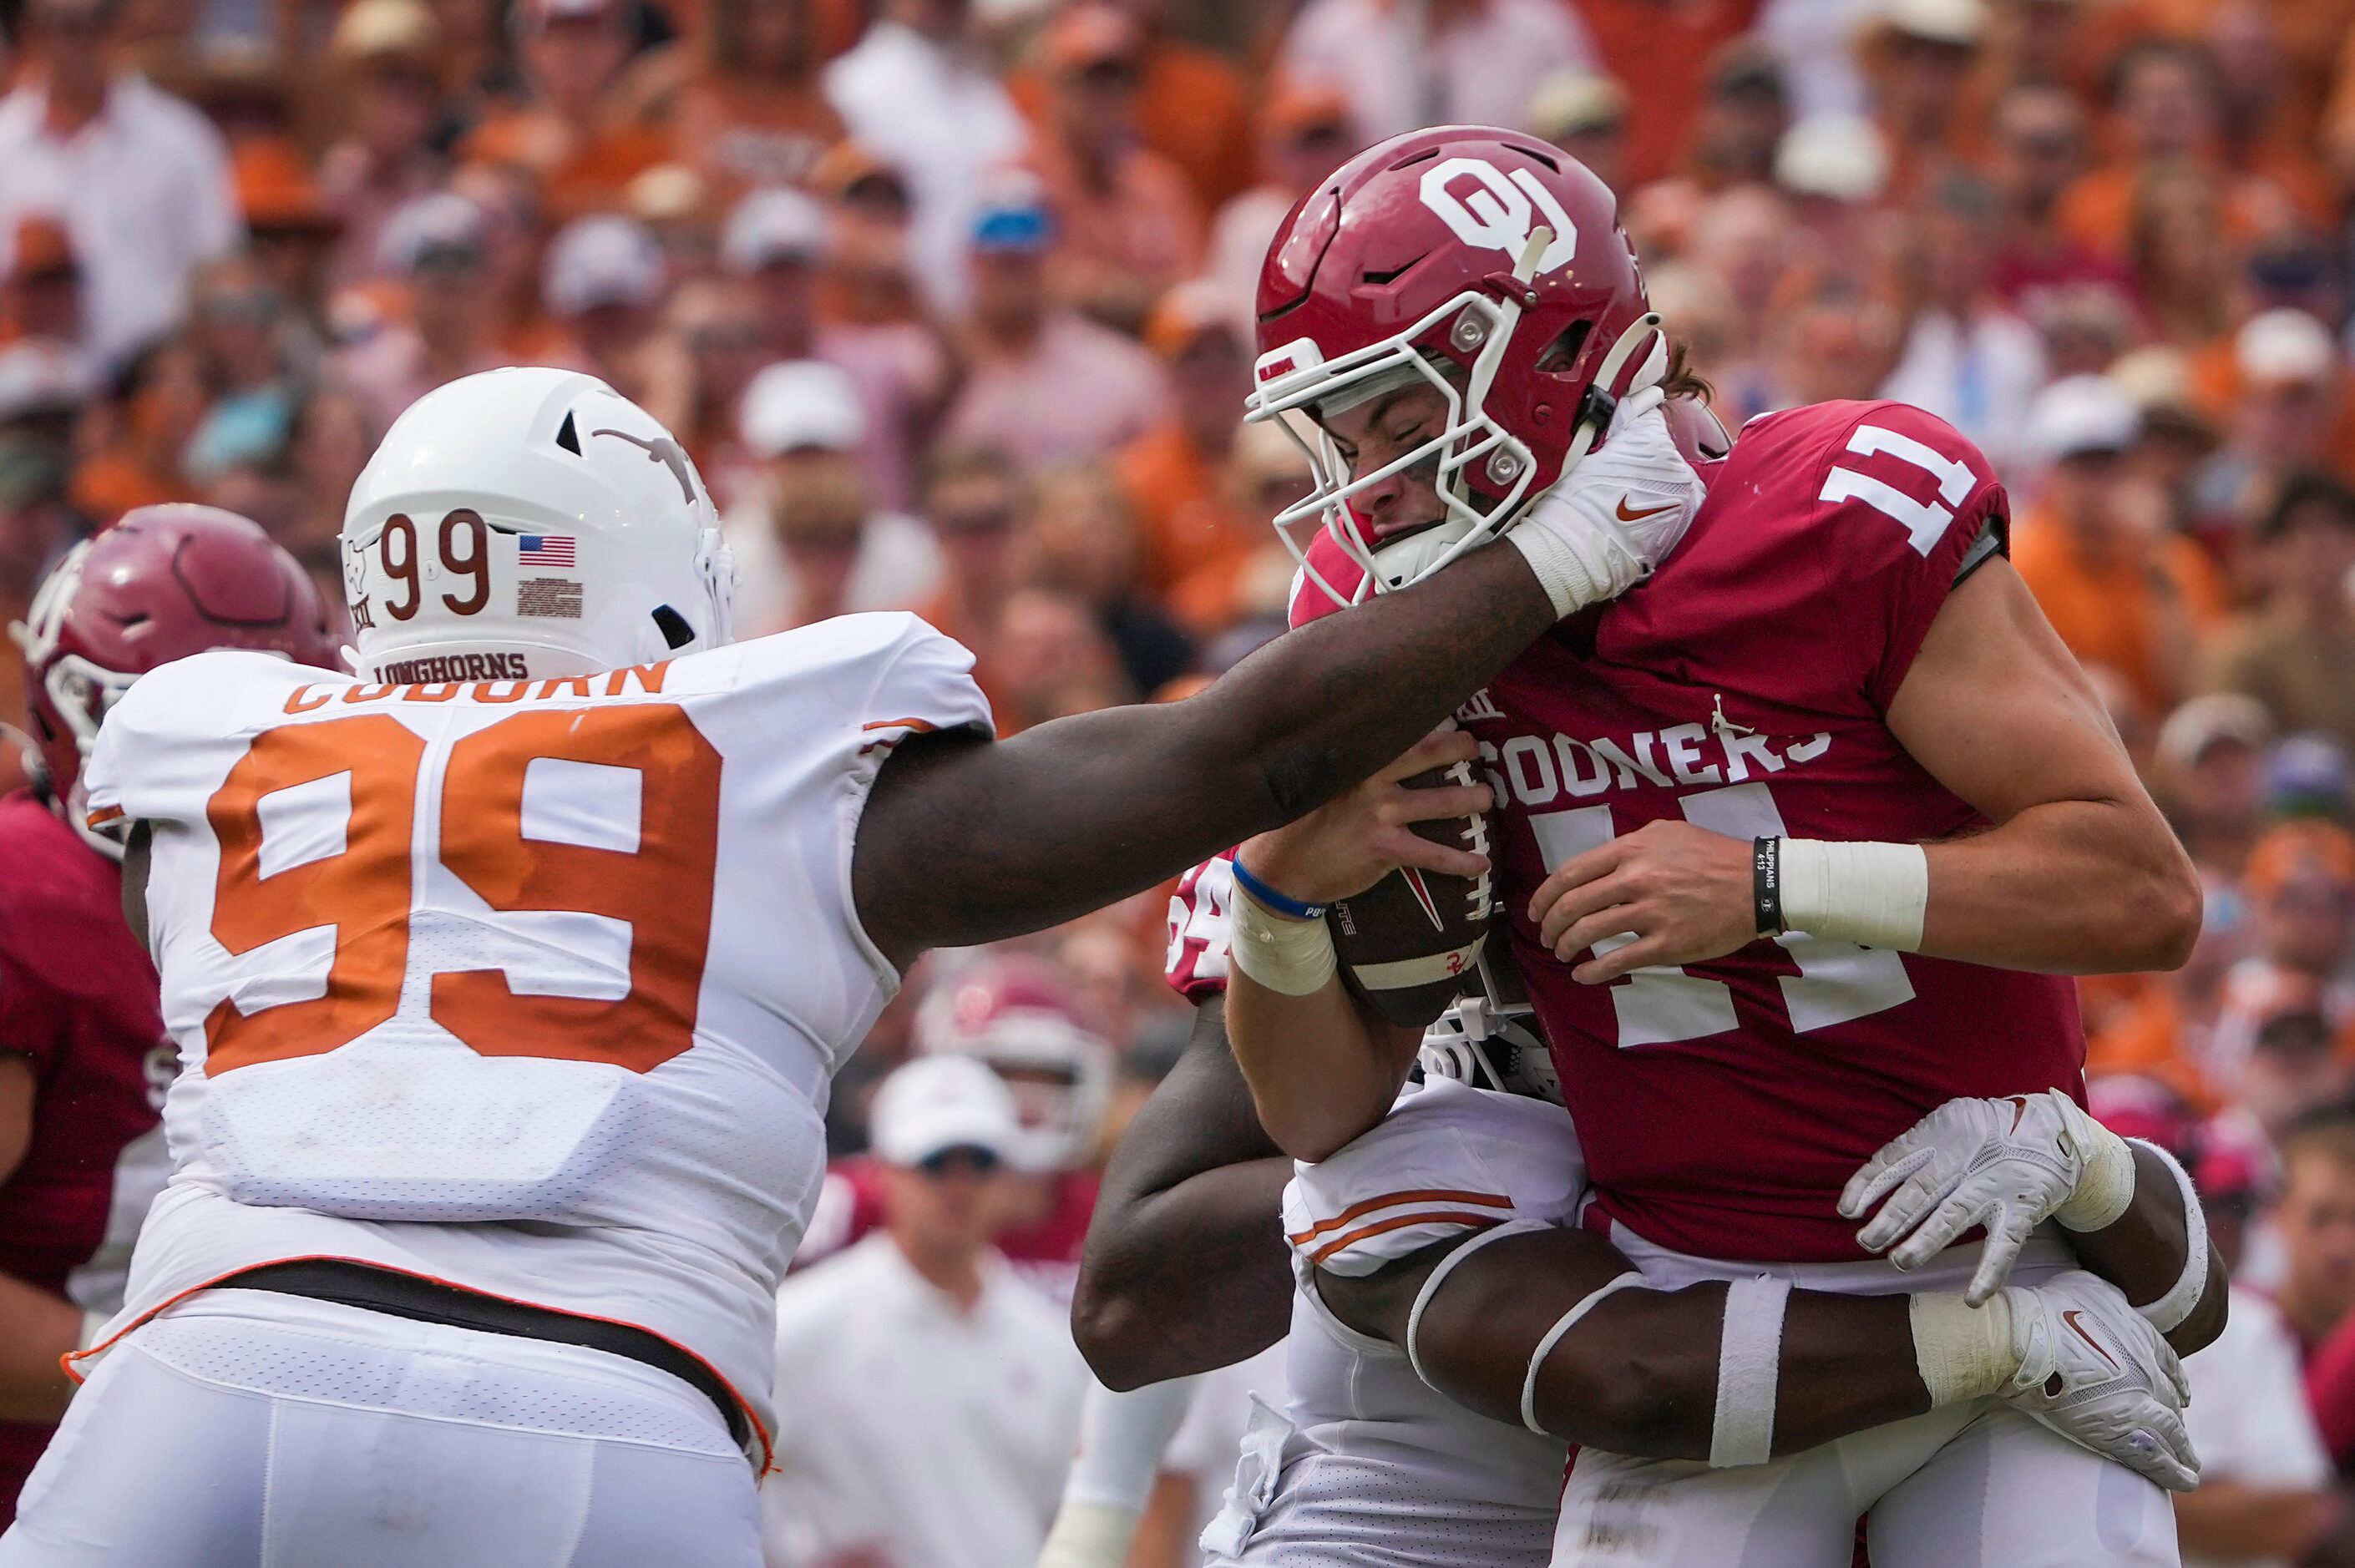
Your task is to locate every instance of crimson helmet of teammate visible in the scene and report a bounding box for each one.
[1246,124,1663,601]
[914,953,1112,1171]
[10,505,337,855]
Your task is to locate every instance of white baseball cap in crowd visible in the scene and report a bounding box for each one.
[2156,693,2271,772]
[740,359,867,458]
[721,187,828,277]
[2236,307,2337,388]
[377,190,490,276]
[543,214,666,319]
[1876,0,1988,47]
[869,1055,1024,1168]
[0,341,94,426]
[1774,114,1890,203]
[2023,373,2140,464]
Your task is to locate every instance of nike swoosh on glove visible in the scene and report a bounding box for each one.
[1999,1269,2197,1493]
[1505,386,1707,618]
[1841,1088,2135,1305]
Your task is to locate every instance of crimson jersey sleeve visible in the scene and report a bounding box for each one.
[0,949,64,1077]
[1164,854,1237,1002]
[1768,400,2008,711]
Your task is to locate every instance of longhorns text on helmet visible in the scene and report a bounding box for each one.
[1243,127,1665,610]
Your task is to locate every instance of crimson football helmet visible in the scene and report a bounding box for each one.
[1247,125,1664,605]
[914,953,1112,1171]
[10,505,337,856]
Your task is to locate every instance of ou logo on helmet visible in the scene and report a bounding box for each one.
[1417,157,1578,276]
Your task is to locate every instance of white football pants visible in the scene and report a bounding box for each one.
[0,1290,762,1568]
[1551,1229,2180,1568]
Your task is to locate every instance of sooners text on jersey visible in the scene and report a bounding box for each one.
[1294,400,2084,1262]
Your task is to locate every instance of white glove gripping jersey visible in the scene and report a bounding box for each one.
[1204,1080,1587,1566]
[78,611,990,1466]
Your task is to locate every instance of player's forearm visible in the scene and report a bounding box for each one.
[1226,969,1413,1163]
[1918,797,2201,974]
[0,1271,82,1423]
[1330,1228,1928,1459]
[1535,1287,1929,1460]
[1073,1000,1295,1387]
[1074,1158,1293,1387]
[2068,1144,2229,1355]
[852,546,1554,960]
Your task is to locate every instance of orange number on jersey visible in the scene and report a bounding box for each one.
[202,706,721,1075]
[205,715,423,1072]
[435,706,722,1072]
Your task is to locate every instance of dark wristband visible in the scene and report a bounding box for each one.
[1753,837,1783,936]
[1230,855,1328,921]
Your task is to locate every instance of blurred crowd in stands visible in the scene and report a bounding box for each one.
[8,0,2355,1561]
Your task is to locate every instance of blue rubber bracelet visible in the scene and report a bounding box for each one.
[1230,856,1327,921]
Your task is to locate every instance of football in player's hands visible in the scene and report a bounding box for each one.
[1328,761,1495,1029]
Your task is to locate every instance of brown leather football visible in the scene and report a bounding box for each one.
[1326,760,1494,1029]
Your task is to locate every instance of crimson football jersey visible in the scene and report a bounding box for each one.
[1292,399,2083,1262]
[0,791,174,1520]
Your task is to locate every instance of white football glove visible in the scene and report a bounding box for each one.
[1034,1500,1140,1568]
[1841,1090,2136,1305]
[1998,1269,2197,1493]
[1507,387,1706,617]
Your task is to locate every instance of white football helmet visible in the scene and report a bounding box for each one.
[341,367,735,680]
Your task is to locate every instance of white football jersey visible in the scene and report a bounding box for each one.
[1203,1078,1584,1567]
[80,611,990,1465]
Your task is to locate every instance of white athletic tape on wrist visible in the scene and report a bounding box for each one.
[1521,1272,1645,1434]
[1910,1290,2018,1407]
[2054,1097,2137,1232]
[2126,1138,2211,1333]
[1035,1499,1143,1568]
[1776,838,1928,951]
[1404,1218,1550,1389]
[1709,1274,1790,1468]
[1229,884,1337,995]
[1507,521,1608,619]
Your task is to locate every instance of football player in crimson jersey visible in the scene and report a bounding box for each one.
[0,508,334,1525]
[798,954,1107,1302]
[1043,850,2213,1568]
[1213,126,2211,1565]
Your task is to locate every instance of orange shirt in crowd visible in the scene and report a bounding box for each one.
[2009,502,2190,710]
[674,73,843,195]
[2080,973,2215,1112]
[70,450,192,529]
[1115,421,1243,594]
[1011,40,1256,217]
[1576,0,1760,188]
[2055,152,2336,263]
[460,111,675,224]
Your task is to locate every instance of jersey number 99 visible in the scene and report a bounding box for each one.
[201,706,722,1075]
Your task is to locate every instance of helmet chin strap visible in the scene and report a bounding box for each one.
[1553,313,1666,483]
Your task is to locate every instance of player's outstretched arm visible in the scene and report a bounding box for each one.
[1070,996,1294,1390]
[1317,1224,2198,1490]
[853,534,1558,969]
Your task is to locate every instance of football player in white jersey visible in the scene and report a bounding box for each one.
[1055,843,2218,1568]
[3,358,1703,1568]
